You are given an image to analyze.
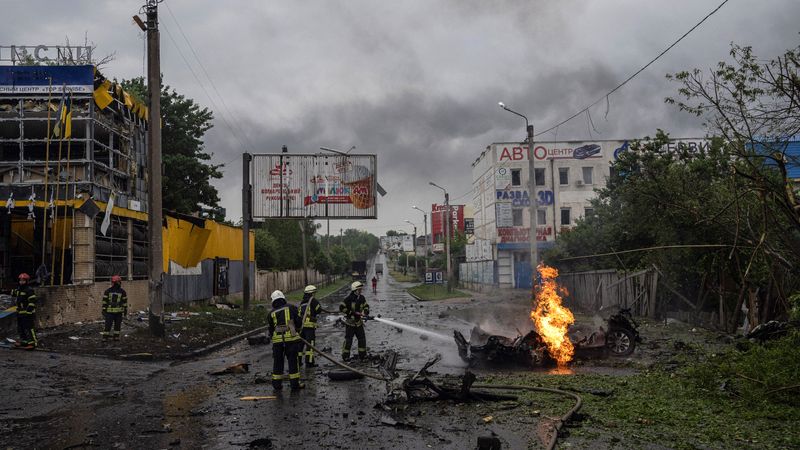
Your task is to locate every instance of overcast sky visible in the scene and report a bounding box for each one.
[3,0,798,237]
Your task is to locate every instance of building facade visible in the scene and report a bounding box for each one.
[469,138,710,289]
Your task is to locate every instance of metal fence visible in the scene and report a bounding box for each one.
[558,268,659,317]
[458,260,497,291]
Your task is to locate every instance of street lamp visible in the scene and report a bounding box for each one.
[429,181,452,292]
[498,101,538,288]
[412,205,428,273]
[405,219,418,277]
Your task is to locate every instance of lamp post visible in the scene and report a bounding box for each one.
[412,205,428,273]
[498,101,537,288]
[404,219,418,277]
[429,182,452,292]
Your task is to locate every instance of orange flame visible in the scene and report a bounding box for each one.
[531,264,575,367]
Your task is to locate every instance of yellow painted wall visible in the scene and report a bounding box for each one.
[161,216,255,272]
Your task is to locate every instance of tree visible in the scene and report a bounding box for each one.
[122,78,223,220]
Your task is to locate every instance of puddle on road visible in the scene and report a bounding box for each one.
[163,383,216,446]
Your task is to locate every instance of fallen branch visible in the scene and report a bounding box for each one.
[765,384,800,395]
[735,373,766,386]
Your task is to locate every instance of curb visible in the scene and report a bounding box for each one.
[177,283,350,360]
[179,325,268,359]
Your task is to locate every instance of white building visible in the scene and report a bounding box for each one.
[468,138,709,289]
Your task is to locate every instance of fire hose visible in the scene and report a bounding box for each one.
[296,334,387,381]
[295,333,582,450]
[472,383,582,450]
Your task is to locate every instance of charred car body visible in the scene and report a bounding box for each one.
[454,308,641,367]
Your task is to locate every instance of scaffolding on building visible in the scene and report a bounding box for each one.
[0,65,149,288]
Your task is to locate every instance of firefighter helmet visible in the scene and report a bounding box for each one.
[304,285,317,294]
[270,290,285,301]
[111,275,122,284]
[350,281,364,291]
[18,273,30,281]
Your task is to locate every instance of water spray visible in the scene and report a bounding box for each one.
[371,316,453,343]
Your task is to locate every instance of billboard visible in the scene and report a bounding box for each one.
[431,204,465,240]
[0,65,94,94]
[251,154,377,219]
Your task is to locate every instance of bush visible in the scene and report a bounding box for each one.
[685,331,800,406]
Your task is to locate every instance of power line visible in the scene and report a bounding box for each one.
[535,0,731,137]
[163,2,258,154]
[159,20,254,161]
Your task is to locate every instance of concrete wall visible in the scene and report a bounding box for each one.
[34,280,149,328]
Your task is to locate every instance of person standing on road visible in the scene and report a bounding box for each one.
[12,273,37,350]
[299,285,322,368]
[101,275,128,341]
[268,290,304,391]
[340,281,370,361]
[371,276,378,294]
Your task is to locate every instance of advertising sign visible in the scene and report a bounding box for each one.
[431,204,465,238]
[0,65,94,94]
[497,227,553,243]
[495,203,513,227]
[251,154,377,219]
[466,238,492,261]
[464,218,474,235]
[401,235,414,252]
[494,167,512,189]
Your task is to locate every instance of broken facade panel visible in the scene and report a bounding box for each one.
[0,64,149,289]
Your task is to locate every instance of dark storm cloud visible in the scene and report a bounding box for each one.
[2,0,799,233]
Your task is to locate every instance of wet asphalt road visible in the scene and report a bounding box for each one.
[0,253,541,449]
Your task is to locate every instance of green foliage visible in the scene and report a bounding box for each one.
[407,284,467,301]
[122,77,223,220]
[253,219,319,270]
[312,251,333,275]
[328,245,351,275]
[685,331,800,407]
[490,369,800,449]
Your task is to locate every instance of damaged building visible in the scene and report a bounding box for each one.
[0,64,253,328]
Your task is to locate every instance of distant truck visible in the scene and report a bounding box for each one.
[375,263,384,275]
[351,261,367,281]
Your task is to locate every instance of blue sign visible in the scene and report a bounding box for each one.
[425,269,445,284]
[0,65,94,94]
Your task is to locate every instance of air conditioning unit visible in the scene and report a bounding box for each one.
[575,179,584,186]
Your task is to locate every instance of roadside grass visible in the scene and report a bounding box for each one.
[389,269,418,283]
[285,277,350,303]
[481,332,800,449]
[407,283,467,301]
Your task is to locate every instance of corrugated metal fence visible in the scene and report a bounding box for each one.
[459,261,497,292]
[164,262,334,304]
[558,268,659,317]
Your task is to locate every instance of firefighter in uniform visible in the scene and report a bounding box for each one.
[13,273,37,350]
[267,290,304,391]
[101,275,128,341]
[299,285,322,367]
[340,281,370,361]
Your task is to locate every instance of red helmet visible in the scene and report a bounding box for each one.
[18,273,30,281]
[111,275,122,284]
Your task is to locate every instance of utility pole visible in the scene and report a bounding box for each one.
[300,220,308,286]
[242,153,251,310]
[412,206,428,273]
[145,0,164,337]
[429,182,451,292]
[445,192,452,292]
[139,0,164,337]
[499,102,538,292]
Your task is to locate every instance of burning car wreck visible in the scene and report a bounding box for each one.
[454,307,642,368]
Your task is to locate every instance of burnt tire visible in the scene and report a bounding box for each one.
[606,327,636,356]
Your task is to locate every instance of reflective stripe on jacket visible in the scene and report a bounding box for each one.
[300,298,322,329]
[13,287,36,315]
[102,287,128,314]
[271,307,299,343]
